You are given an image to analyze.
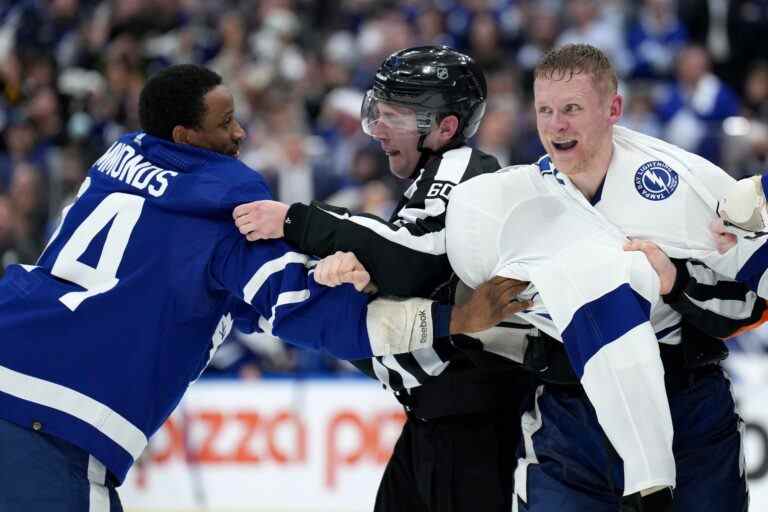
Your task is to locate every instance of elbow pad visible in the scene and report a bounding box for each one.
[718,176,768,232]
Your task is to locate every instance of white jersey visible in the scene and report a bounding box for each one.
[447,156,674,495]
[446,125,768,495]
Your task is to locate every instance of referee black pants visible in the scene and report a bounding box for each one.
[374,405,521,512]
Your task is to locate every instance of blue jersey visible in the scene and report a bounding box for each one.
[0,133,377,483]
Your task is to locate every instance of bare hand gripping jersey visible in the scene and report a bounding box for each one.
[0,132,439,484]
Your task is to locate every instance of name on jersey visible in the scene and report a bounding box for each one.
[93,142,178,197]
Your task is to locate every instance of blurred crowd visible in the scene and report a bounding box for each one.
[1,0,767,378]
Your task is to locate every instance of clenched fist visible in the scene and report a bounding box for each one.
[233,200,289,241]
[314,251,377,293]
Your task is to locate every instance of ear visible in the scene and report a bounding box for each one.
[172,125,192,145]
[438,115,460,143]
[608,94,623,124]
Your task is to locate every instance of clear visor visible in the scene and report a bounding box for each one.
[360,90,436,137]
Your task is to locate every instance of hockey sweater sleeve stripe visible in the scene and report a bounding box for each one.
[555,277,674,496]
[736,242,768,293]
[561,283,652,377]
[242,251,310,302]
[213,230,451,360]
[212,231,374,359]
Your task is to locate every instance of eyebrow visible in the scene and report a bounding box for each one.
[535,97,583,107]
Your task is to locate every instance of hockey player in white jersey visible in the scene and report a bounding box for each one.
[446,44,753,511]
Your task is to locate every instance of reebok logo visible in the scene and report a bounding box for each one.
[417,309,428,344]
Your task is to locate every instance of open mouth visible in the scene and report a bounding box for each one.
[552,140,577,151]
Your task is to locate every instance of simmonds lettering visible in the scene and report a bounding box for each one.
[93,142,178,197]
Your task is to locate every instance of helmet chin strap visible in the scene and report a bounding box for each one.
[410,133,435,179]
[409,129,466,179]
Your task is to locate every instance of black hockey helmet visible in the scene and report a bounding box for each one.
[361,46,487,142]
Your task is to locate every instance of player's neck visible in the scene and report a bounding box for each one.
[569,141,614,201]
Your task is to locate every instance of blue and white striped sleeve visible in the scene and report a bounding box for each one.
[527,242,676,496]
[732,237,768,297]
[210,230,447,360]
[487,193,676,496]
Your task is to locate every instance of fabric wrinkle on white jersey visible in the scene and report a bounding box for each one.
[446,162,673,495]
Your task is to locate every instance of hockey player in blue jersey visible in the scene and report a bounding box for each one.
[0,64,529,511]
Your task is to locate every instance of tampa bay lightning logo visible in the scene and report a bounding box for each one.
[634,161,679,201]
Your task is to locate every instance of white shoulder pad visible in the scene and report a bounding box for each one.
[718,175,767,231]
[446,166,540,288]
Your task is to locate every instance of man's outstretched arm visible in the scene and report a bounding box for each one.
[210,230,529,360]
[232,151,501,297]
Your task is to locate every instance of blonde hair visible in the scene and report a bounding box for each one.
[534,44,618,95]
